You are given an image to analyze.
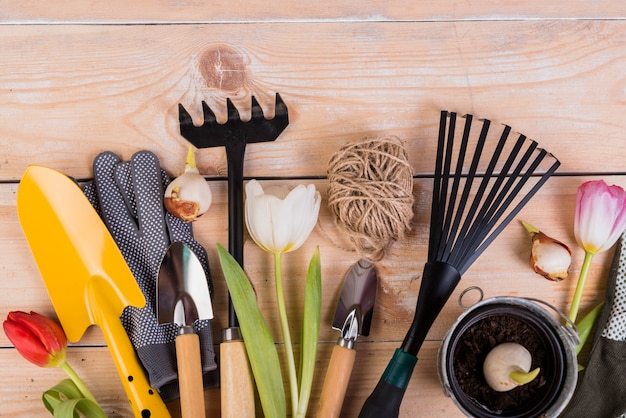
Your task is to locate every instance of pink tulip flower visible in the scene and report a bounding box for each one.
[569,180,626,323]
[574,180,626,254]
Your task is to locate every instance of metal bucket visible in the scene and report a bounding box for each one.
[438,288,579,418]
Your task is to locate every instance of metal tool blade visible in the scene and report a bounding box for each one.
[332,259,378,338]
[157,241,213,327]
[157,241,212,417]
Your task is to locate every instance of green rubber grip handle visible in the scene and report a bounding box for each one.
[358,349,417,418]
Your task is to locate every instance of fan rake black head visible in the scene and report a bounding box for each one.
[358,110,560,418]
[429,111,560,275]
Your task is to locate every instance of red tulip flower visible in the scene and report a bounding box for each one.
[569,180,626,323]
[3,311,67,368]
[3,311,98,405]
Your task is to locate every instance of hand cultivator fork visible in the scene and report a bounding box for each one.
[178,93,289,417]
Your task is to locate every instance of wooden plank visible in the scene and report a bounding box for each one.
[2,21,626,180]
[1,0,626,23]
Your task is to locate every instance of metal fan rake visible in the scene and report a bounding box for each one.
[359,110,561,417]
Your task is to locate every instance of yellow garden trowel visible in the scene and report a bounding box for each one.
[17,165,171,418]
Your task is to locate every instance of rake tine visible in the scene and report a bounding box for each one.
[449,123,510,266]
[457,143,547,272]
[459,156,560,273]
[431,112,456,261]
[444,118,490,261]
[178,103,195,128]
[250,96,264,121]
[453,132,528,264]
[428,111,449,261]
[201,101,218,125]
[226,98,241,122]
[438,114,472,262]
[275,93,288,118]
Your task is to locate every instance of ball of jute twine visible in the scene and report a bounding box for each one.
[327,135,414,262]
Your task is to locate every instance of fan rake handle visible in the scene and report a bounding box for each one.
[401,261,461,355]
[358,261,460,418]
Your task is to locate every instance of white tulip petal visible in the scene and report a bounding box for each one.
[246,183,277,252]
[284,185,320,253]
[271,195,295,252]
[246,179,265,199]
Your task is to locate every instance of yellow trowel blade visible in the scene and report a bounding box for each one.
[17,165,171,418]
[17,165,144,340]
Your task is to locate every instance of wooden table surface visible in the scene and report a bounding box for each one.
[2,2,626,417]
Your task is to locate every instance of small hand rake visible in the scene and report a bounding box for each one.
[359,110,561,417]
[178,93,288,416]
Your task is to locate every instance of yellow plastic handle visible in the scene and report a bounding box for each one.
[316,344,356,418]
[220,340,255,417]
[175,333,206,418]
[88,279,171,418]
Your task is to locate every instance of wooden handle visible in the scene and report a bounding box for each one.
[316,344,357,418]
[220,339,255,418]
[176,333,206,418]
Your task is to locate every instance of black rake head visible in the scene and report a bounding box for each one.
[178,93,289,150]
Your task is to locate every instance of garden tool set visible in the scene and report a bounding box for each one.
[16,98,564,417]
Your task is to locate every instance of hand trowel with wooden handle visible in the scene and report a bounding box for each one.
[157,241,213,418]
[316,259,378,418]
[17,165,171,418]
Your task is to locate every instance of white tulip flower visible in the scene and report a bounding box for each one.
[245,179,321,254]
[243,179,322,417]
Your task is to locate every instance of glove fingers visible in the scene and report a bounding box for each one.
[114,161,139,220]
[93,152,139,238]
[113,162,170,221]
[128,151,170,247]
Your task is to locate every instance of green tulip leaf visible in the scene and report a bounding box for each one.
[42,379,107,418]
[576,301,604,355]
[297,247,322,417]
[217,243,287,418]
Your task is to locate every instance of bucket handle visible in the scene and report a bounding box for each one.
[522,297,581,347]
[458,286,484,310]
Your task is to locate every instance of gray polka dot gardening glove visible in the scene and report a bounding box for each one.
[82,150,218,403]
[562,232,626,418]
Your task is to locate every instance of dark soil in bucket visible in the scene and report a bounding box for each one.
[452,313,550,415]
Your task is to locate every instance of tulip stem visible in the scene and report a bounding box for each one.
[274,252,299,417]
[59,360,98,403]
[568,251,595,323]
